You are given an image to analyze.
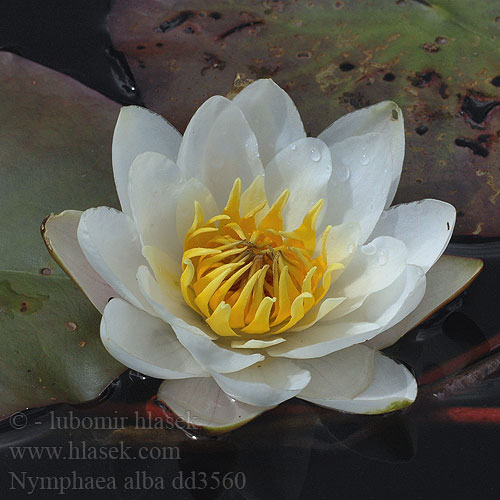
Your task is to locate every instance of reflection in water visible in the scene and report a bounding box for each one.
[319,412,417,464]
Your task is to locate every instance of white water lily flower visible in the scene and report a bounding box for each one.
[43,79,482,432]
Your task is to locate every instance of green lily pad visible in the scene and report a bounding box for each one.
[0,51,120,274]
[0,52,123,418]
[109,0,500,236]
[0,272,122,419]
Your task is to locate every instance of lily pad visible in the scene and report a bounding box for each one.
[0,52,123,418]
[0,272,122,419]
[109,0,500,236]
[0,51,120,274]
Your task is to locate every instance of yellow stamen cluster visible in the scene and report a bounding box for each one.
[180,177,343,337]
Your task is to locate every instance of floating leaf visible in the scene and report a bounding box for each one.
[0,51,120,274]
[109,0,500,236]
[0,272,122,419]
[0,52,123,418]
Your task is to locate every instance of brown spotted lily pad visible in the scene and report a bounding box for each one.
[109,0,500,236]
[0,52,124,418]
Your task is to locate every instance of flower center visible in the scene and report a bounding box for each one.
[180,177,343,337]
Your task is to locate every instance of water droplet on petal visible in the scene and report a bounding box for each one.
[377,250,388,266]
[417,267,424,276]
[290,143,297,151]
[361,153,369,165]
[311,148,321,162]
[347,243,355,254]
[362,242,376,255]
[337,164,351,182]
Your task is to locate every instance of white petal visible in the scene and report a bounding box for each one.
[137,265,212,334]
[211,357,311,406]
[319,101,404,209]
[290,298,346,332]
[264,137,332,230]
[42,210,117,313]
[323,132,394,243]
[231,338,286,349]
[77,207,152,313]
[346,265,426,329]
[128,152,217,266]
[324,236,409,320]
[172,320,264,374]
[324,221,361,265]
[157,378,273,431]
[297,344,375,400]
[299,350,417,414]
[101,298,207,379]
[232,79,306,166]
[267,321,380,359]
[369,199,456,272]
[367,254,483,350]
[128,153,182,263]
[176,96,264,207]
[112,106,182,215]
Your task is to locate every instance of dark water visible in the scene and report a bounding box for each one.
[0,0,140,105]
[2,2,500,499]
